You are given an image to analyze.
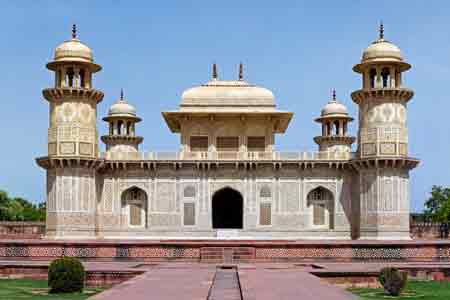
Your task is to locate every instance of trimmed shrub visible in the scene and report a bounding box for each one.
[378,267,408,296]
[48,257,85,293]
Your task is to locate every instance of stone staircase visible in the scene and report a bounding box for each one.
[201,247,255,263]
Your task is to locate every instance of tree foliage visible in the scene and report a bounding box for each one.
[424,185,450,223]
[0,190,45,221]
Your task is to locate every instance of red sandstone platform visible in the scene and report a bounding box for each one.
[1,239,449,263]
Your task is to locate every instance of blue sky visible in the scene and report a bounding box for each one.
[1,1,449,211]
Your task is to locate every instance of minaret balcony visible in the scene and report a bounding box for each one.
[351,87,413,105]
[100,150,355,161]
[43,87,104,103]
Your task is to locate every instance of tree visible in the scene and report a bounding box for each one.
[0,189,45,222]
[424,185,450,223]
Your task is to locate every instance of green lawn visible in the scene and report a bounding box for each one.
[0,278,104,300]
[350,280,450,299]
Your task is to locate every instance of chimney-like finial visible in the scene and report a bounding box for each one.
[379,21,384,40]
[332,89,336,101]
[120,88,124,101]
[72,24,77,39]
[239,63,243,80]
[212,63,217,79]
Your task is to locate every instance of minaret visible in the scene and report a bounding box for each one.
[101,89,143,156]
[43,24,103,158]
[314,90,355,155]
[351,24,419,239]
[37,25,104,238]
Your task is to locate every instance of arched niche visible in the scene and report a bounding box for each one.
[121,186,148,228]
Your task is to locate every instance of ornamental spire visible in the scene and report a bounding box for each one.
[379,21,384,40]
[239,63,243,80]
[120,88,124,101]
[72,24,77,39]
[212,63,217,80]
[332,89,337,102]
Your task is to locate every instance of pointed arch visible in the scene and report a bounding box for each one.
[212,187,243,229]
[307,186,334,229]
[121,186,148,228]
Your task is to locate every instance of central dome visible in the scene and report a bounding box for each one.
[180,79,276,109]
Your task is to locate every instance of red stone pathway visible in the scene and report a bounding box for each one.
[91,264,216,300]
[89,263,357,300]
[238,265,357,300]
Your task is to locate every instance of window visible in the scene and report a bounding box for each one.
[259,202,271,226]
[190,136,208,151]
[260,185,271,198]
[216,136,239,151]
[183,202,195,226]
[247,136,265,152]
[183,185,196,198]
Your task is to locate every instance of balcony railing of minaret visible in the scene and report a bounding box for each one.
[99,151,356,161]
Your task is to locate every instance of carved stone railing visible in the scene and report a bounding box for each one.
[100,151,355,161]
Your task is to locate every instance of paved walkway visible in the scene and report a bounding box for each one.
[91,264,216,300]
[238,265,357,300]
[89,263,357,300]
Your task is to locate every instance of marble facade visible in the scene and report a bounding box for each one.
[37,25,419,240]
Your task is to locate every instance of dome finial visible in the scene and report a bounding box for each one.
[120,88,124,101]
[72,24,77,39]
[239,63,244,80]
[332,89,337,102]
[379,21,384,40]
[212,63,217,80]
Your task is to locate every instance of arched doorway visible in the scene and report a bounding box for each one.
[212,187,243,229]
[121,186,148,228]
[306,186,334,229]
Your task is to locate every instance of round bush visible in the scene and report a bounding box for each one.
[378,267,407,296]
[48,257,85,293]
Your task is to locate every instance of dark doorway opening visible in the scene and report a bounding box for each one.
[212,187,243,229]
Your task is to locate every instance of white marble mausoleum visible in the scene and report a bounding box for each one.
[37,24,419,240]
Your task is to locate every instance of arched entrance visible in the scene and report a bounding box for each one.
[212,187,243,229]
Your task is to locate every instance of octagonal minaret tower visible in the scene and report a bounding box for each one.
[43,25,103,158]
[101,89,143,155]
[351,24,419,240]
[314,90,355,155]
[37,25,104,238]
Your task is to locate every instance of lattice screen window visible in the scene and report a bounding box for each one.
[259,202,272,226]
[216,136,239,151]
[313,203,325,226]
[260,185,271,198]
[190,136,208,151]
[130,203,142,226]
[247,136,265,151]
[183,185,196,198]
[183,202,196,226]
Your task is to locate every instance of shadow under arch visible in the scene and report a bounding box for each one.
[121,186,148,227]
[212,187,243,229]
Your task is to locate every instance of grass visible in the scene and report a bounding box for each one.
[349,280,450,299]
[0,278,104,300]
